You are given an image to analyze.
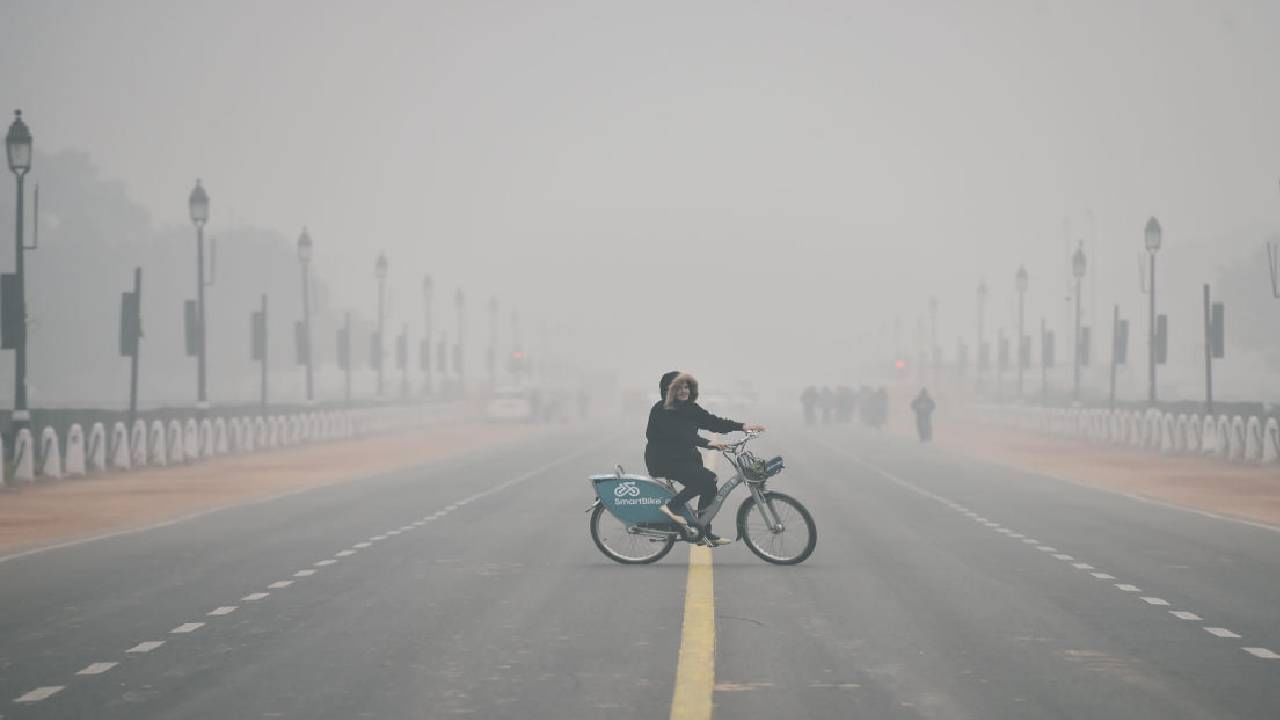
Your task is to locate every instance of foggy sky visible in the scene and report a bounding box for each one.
[3,0,1280,398]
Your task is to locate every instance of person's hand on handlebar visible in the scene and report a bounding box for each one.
[743,424,766,433]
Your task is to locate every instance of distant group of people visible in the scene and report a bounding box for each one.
[799,384,937,443]
[799,385,889,429]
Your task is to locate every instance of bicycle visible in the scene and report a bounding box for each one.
[586,432,817,565]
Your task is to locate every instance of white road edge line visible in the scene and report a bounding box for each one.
[76,662,118,675]
[0,431,604,567]
[1242,647,1280,659]
[207,606,237,616]
[1115,584,1141,592]
[1141,597,1171,606]
[1204,627,1241,638]
[294,569,316,577]
[267,581,293,589]
[1170,611,1202,620]
[170,622,204,634]
[242,592,269,601]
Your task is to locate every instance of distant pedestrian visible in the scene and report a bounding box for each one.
[820,386,834,424]
[911,388,936,442]
[801,386,818,425]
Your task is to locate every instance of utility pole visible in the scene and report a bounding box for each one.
[122,267,143,427]
[251,294,269,408]
[1108,305,1123,412]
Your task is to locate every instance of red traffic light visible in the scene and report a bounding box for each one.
[894,359,907,370]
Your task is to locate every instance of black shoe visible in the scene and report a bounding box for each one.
[703,532,732,547]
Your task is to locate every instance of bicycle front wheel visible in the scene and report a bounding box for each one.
[590,505,676,564]
[736,491,817,565]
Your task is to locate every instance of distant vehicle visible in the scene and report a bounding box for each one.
[486,387,533,422]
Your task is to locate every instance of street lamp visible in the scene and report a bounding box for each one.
[297,228,314,403]
[488,296,499,385]
[422,275,433,396]
[455,288,465,389]
[188,179,210,408]
[1016,265,1028,398]
[1071,242,1087,403]
[375,252,388,396]
[928,295,938,375]
[976,279,988,388]
[1144,217,1162,404]
[6,110,32,435]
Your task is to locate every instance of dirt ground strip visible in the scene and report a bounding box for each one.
[0,423,542,556]
[931,416,1280,528]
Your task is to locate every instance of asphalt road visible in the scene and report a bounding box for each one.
[1,420,1277,719]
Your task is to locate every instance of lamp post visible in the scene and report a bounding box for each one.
[455,288,465,389]
[928,295,938,378]
[6,110,32,436]
[488,296,498,386]
[976,279,988,388]
[1144,217,1162,404]
[422,275,433,396]
[1071,242,1087,403]
[375,253,388,397]
[1016,265,1028,399]
[188,179,210,408]
[297,228,314,403]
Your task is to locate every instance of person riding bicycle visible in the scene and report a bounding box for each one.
[645,371,765,546]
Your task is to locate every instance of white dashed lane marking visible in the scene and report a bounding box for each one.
[15,686,64,703]
[126,641,165,653]
[6,448,603,708]
[823,444,1280,665]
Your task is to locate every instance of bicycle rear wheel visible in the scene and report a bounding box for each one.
[590,505,677,564]
[736,491,817,565]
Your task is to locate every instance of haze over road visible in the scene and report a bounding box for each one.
[0,424,1276,719]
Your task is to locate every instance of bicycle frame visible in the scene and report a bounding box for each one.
[684,438,784,535]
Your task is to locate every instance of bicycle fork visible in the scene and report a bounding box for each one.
[749,485,785,533]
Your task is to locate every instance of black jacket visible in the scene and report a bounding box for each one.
[644,400,744,476]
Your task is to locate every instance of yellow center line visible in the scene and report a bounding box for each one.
[670,545,715,720]
[670,442,720,720]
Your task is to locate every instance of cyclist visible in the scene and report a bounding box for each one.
[645,372,765,546]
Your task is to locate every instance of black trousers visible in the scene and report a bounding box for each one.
[664,465,718,527]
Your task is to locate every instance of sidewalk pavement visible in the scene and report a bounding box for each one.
[0,422,542,557]
[929,414,1280,529]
